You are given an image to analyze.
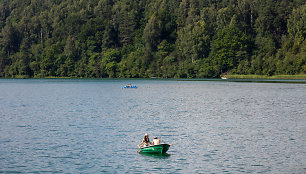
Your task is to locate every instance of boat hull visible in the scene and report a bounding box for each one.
[139,144,170,154]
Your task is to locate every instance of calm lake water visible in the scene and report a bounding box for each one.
[0,79,305,173]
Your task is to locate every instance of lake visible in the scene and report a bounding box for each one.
[0,79,305,173]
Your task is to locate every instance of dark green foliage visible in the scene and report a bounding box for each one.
[0,0,305,78]
[210,25,250,74]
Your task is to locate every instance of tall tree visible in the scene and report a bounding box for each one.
[209,25,250,74]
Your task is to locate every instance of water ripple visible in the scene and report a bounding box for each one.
[0,79,305,173]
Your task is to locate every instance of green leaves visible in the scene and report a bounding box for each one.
[0,0,304,78]
[177,21,210,64]
[210,26,250,74]
[287,4,305,45]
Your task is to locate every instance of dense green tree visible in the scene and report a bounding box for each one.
[102,22,118,48]
[143,14,160,63]
[177,21,210,63]
[275,4,306,75]
[100,48,121,77]
[209,25,250,74]
[112,0,139,46]
[0,0,305,78]
[1,24,20,56]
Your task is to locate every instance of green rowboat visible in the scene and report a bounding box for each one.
[138,144,171,154]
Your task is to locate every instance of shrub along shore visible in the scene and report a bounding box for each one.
[226,74,306,80]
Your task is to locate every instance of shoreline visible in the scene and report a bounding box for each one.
[1,74,306,81]
[225,74,306,80]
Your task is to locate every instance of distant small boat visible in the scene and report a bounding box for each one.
[221,76,228,79]
[122,85,137,88]
[138,144,171,154]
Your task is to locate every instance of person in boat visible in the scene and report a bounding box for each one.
[138,133,152,147]
[152,137,160,145]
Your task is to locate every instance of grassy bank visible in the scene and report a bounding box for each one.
[43,76,75,79]
[226,74,306,80]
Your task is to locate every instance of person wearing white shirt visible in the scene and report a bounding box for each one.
[152,137,160,145]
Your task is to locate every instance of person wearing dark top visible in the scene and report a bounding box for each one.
[138,133,152,147]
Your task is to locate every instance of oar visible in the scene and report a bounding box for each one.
[136,145,142,152]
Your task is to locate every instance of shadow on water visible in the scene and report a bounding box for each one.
[139,153,171,159]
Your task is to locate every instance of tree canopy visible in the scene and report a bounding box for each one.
[0,0,305,78]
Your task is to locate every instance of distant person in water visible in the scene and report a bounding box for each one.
[152,137,160,145]
[138,133,151,147]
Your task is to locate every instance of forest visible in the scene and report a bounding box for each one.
[0,0,305,78]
